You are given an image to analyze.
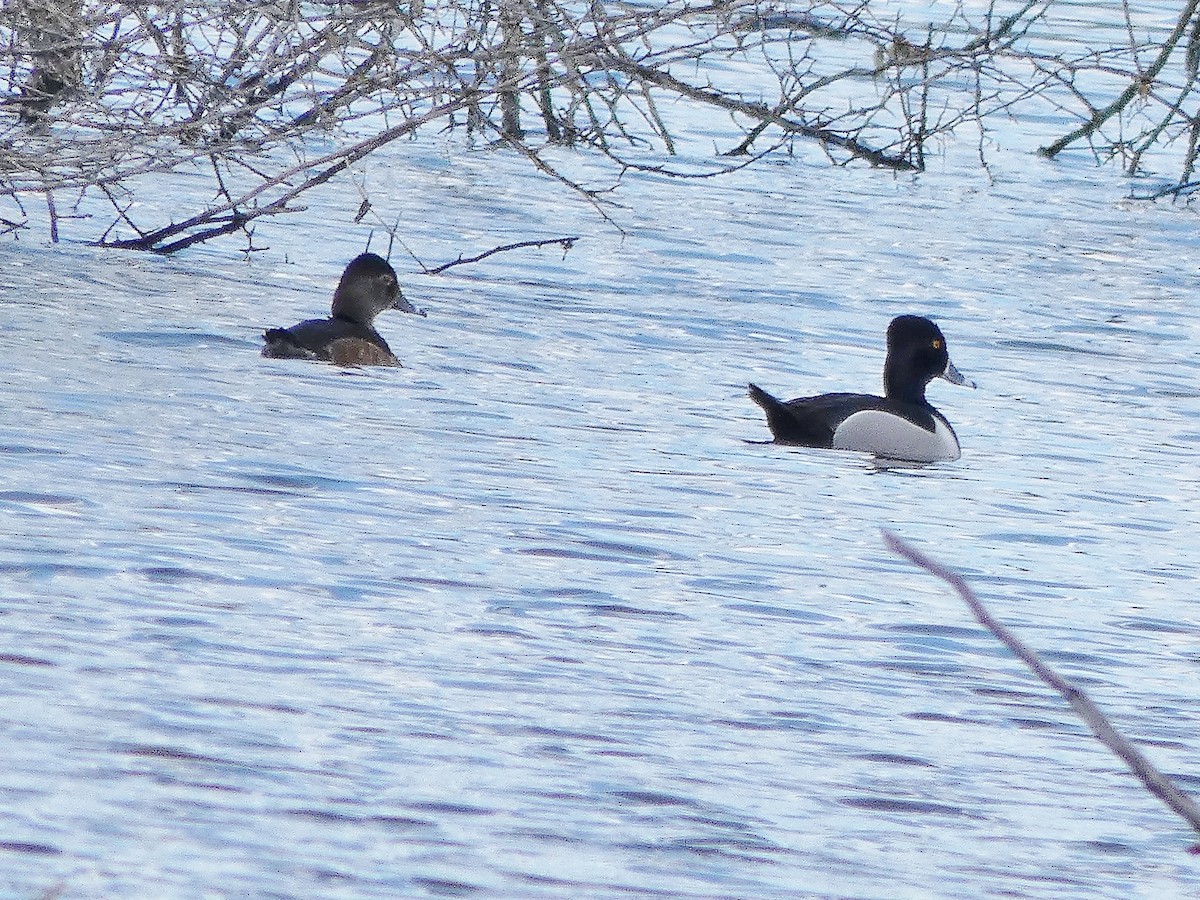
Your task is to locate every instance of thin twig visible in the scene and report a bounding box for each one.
[424,236,578,275]
[45,192,58,243]
[882,529,1200,842]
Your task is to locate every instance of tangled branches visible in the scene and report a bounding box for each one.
[0,2,1197,252]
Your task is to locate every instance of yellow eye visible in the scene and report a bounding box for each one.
[932,339,942,350]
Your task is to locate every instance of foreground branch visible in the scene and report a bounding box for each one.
[882,529,1200,842]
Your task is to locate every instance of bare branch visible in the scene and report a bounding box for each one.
[1039,0,1200,159]
[0,1,1194,248]
[424,236,578,275]
[882,529,1200,842]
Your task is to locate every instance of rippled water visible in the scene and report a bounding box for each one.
[6,7,1200,900]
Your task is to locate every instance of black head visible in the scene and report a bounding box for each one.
[330,253,420,324]
[883,315,972,403]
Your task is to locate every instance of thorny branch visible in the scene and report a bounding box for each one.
[1039,0,1200,163]
[0,1,1197,252]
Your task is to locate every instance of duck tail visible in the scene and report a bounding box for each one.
[748,382,785,415]
[262,328,315,360]
[748,382,801,442]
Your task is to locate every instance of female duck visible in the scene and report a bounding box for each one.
[748,315,974,462]
[262,253,424,366]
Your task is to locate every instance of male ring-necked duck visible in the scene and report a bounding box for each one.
[748,315,974,462]
[262,253,424,366]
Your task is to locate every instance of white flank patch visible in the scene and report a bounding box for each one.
[831,410,960,462]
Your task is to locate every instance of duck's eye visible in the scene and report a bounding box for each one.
[931,339,942,350]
